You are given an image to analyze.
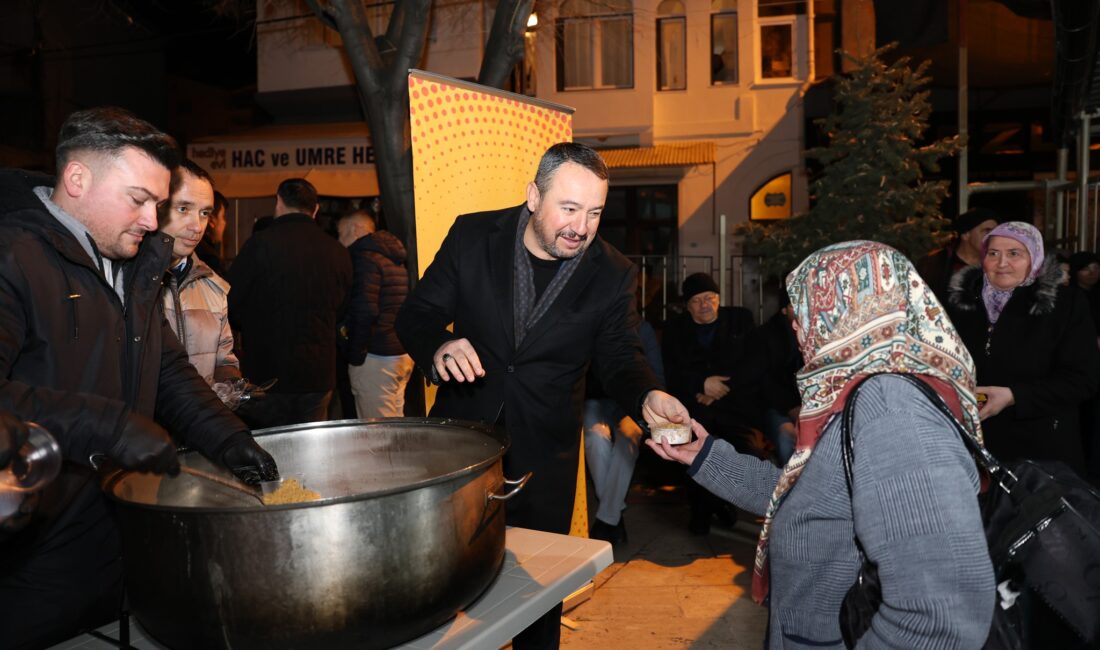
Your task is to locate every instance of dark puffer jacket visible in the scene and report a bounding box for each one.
[947,259,1100,471]
[0,169,249,643]
[345,231,409,364]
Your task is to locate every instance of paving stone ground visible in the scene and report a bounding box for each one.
[559,472,769,649]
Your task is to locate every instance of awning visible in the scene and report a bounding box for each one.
[599,142,717,169]
[187,122,379,198]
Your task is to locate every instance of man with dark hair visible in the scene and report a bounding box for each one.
[158,159,241,388]
[227,177,352,427]
[338,208,412,417]
[397,141,688,649]
[195,189,229,276]
[0,106,277,647]
[916,207,999,301]
[276,177,319,213]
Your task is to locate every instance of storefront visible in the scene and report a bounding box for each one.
[187,122,379,259]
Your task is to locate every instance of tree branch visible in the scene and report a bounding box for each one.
[390,0,432,91]
[304,0,339,31]
[478,0,534,88]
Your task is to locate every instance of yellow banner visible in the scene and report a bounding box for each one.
[408,70,574,277]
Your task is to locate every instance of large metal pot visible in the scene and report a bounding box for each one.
[105,418,528,649]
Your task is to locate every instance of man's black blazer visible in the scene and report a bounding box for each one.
[397,203,659,533]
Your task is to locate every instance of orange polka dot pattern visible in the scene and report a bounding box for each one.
[408,72,573,277]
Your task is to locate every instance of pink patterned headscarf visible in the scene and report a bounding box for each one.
[749,240,982,604]
[980,221,1045,324]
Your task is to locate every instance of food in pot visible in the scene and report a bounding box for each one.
[262,478,321,505]
[651,422,691,445]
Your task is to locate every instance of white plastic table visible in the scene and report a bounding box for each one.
[50,527,612,650]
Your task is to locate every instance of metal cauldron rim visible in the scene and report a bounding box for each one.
[104,417,509,515]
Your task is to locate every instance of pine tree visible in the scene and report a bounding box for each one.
[740,45,960,276]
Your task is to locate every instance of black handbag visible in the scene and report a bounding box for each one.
[837,374,1100,649]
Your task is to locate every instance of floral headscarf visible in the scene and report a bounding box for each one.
[980,221,1045,324]
[750,240,983,604]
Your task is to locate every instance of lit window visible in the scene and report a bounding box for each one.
[749,172,793,220]
[557,0,634,91]
[760,21,793,79]
[657,0,685,91]
[711,0,737,85]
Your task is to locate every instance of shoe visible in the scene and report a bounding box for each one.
[590,518,627,546]
[713,503,738,529]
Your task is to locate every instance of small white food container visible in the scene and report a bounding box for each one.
[650,422,691,445]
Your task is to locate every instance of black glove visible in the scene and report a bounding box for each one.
[220,435,279,485]
[108,413,180,476]
[0,411,29,471]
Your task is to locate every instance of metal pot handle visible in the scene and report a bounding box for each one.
[487,472,532,501]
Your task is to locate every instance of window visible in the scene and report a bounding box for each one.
[557,0,634,91]
[749,172,792,220]
[710,0,737,85]
[657,0,685,91]
[758,0,806,17]
[760,21,793,79]
[600,185,678,256]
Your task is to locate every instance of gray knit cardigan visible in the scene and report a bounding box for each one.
[690,374,995,649]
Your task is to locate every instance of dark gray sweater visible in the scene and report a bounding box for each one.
[691,374,995,649]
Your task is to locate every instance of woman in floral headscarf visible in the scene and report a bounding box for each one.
[946,221,1100,472]
[649,241,994,648]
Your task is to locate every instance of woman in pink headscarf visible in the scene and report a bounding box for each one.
[946,221,1100,472]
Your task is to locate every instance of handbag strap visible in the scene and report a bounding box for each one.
[841,374,1016,504]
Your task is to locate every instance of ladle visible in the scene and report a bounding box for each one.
[179,465,265,506]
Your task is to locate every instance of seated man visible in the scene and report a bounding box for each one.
[730,292,802,466]
[662,273,756,534]
[159,159,241,389]
[584,319,664,546]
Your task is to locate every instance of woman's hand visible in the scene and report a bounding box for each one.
[977,385,1015,420]
[645,419,710,466]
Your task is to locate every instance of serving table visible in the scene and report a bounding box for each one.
[51,527,612,650]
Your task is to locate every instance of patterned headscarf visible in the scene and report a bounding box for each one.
[980,221,1045,324]
[750,240,983,604]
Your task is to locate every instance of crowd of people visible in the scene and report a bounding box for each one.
[2,104,1099,649]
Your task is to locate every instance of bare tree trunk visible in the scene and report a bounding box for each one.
[305,0,529,274]
[306,0,428,272]
[478,0,535,88]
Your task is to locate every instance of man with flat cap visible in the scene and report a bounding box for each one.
[917,207,1000,301]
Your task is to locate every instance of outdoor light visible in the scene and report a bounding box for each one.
[527,12,538,28]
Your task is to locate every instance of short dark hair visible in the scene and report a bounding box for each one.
[213,190,228,215]
[533,142,609,195]
[277,178,318,213]
[169,158,213,196]
[55,106,180,176]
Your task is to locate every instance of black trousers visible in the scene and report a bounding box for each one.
[0,487,123,649]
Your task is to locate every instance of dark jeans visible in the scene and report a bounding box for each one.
[237,390,332,430]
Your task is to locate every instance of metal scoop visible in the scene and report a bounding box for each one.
[179,465,265,506]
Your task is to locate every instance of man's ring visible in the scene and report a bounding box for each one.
[442,353,453,363]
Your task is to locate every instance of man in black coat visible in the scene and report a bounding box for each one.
[337,209,412,417]
[916,207,999,301]
[228,178,353,428]
[396,142,689,649]
[0,107,277,648]
[662,273,757,533]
